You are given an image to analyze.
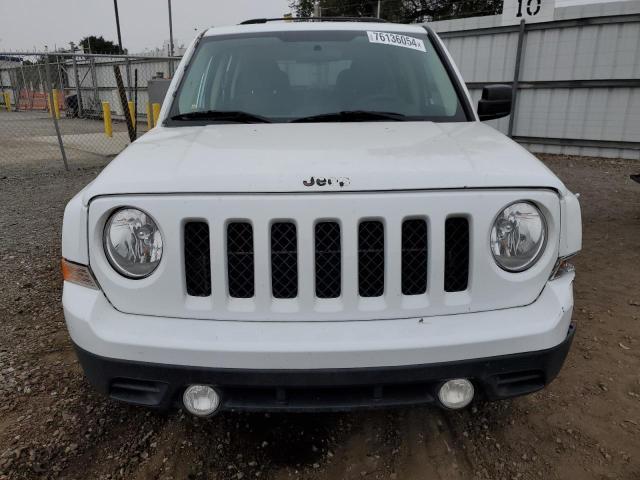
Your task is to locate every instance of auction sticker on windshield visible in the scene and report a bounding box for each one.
[367,31,426,52]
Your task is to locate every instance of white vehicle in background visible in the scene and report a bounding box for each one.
[62,18,581,416]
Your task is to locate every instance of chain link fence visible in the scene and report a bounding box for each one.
[0,52,180,173]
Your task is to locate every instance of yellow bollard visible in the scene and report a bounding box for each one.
[52,89,61,119]
[146,102,153,130]
[128,100,136,127]
[47,93,53,117]
[102,101,113,138]
[3,92,11,112]
[152,103,161,127]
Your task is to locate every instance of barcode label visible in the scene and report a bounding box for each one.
[367,31,426,52]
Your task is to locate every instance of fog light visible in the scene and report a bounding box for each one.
[183,385,220,416]
[438,379,474,409]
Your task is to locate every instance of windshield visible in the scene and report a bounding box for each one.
[168,29,468,124]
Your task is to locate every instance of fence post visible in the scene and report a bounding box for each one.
[46,91,52,116]
[113,65,136,142]
[36,63,44,93]
[26,65,35,109]
[72,54,84,117]
[508,19,526,138]
[56,56,64,111]
[8,68,19,114]
[90,56,99,108]
[125,56,132,99]
[19,64,28,111]
[44,54,69,171]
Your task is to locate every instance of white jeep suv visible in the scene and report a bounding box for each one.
[62,19,581,415]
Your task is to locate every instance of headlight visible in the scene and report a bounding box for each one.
[490,201,547,272]
[103,207,163,278]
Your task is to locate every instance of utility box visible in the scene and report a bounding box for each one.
[148,76,171,106]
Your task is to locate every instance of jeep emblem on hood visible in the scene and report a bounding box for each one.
[303,176,351,188]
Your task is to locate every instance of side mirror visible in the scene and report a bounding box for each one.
[477,85,512,121]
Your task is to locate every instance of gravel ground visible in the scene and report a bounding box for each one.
[0,153,639,480]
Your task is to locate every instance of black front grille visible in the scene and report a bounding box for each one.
[271,222,298,299]
[401,219,428,295]
[182,215,471,302]
[444,217,469,292]
[227,222,255,298]
[358,221,384,297]
[315,222,341,298]
[184,222,211,297]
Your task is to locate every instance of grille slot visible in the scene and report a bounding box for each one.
[401,219,428,295]
[444,217,469,292]
[315,222,341,298]
[227,222,255,298]
[271,222,298,299]
[184,222,211,297]
[358,221,385,297]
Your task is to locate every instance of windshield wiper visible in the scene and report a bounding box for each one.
[170,110,272,123]
[291,110,407,123]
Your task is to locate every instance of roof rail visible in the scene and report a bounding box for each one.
[240,17,388,25]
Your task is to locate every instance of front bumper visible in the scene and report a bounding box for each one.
[74,324,574,411]
[64,274,576,411]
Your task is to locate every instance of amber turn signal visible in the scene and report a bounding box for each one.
[62,259,99,290]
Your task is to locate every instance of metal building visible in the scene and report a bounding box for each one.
[430,0,640,159]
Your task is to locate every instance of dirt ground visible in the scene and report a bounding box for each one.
[0,153,639,480]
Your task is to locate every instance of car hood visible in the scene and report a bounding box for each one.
[82,121,566,203]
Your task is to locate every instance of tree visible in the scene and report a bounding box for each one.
[291,0,403,19]
[291,0,314,17]
[403,0,503,22]
[79,36,124,55]
[289,0,502,22]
